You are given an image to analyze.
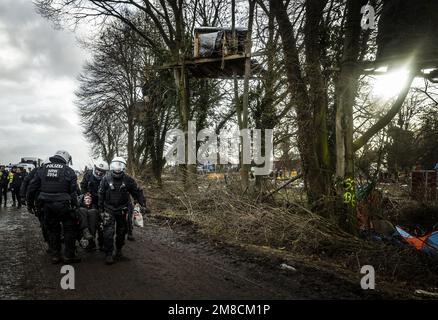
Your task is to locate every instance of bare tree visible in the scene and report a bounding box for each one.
[76,17,145,172]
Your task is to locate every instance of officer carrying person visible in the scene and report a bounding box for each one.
[27,150,82,264]
[98,156,146,265]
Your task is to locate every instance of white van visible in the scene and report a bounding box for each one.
[17,163,35,172]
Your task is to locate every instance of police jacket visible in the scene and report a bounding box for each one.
[98,172,145,212]
[80,170,102,196]
[11,171,25,189]
[27,159,79,207]
[7,172,13,184]
[20,167,37,198]
[0,170,9,186]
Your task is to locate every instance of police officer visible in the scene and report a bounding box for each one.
[98,156,145,265]
[81,162,109,204]
[10,166,25,208]
[27,150,80,264]
[79,162,109,250]
[0,165,9,207]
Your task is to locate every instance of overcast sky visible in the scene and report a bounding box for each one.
[0,0,92,170]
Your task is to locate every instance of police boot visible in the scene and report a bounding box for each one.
[82,228,94,241]
[12,201,16,207]
[115,248,123,260]
[105,255,114,265]
[127,233,135,241]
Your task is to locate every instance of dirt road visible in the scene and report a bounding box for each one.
[0,199,376,300]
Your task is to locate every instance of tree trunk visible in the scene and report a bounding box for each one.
[270,0,328,206]
[174,62,196,187]
[127,107,135,175]
[335,0,368,233]
[304,0,331,206]
[240,0,256,191]
[255,3,276,194]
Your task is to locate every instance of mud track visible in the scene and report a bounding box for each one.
[0,199,382,300]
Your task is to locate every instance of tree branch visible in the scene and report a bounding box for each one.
[353,73,415,151]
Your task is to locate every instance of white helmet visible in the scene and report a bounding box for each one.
[93,162,109,180]
[49,150,72,165]
[110,156,127,177]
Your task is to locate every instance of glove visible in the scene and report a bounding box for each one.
[101,211,111,226]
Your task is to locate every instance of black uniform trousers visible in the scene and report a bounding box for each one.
[0,184,7,205]
[43,201,77,258]
[36,205,49,242]
[11,187,21,206]
[102,209,128,256]
[127,201,134,236]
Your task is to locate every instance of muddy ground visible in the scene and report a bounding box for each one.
[0,196,396,300]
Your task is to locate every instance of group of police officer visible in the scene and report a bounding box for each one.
[22,150,147,265]
[0,165,27,208]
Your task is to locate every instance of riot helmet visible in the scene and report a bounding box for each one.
[110,156,127,178]
[49,150,72,165]
[93,162,109,180]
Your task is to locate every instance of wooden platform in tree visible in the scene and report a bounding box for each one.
[161,54,263,79]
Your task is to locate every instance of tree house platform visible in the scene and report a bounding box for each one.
[161,54,263,79]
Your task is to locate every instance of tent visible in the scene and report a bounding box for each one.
[395,226,438,255]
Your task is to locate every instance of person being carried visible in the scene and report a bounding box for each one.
[77,193,98,251]
[80,162,109,250]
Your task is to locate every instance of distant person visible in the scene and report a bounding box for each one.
[0,165,9,207]
[10,166,25,208]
